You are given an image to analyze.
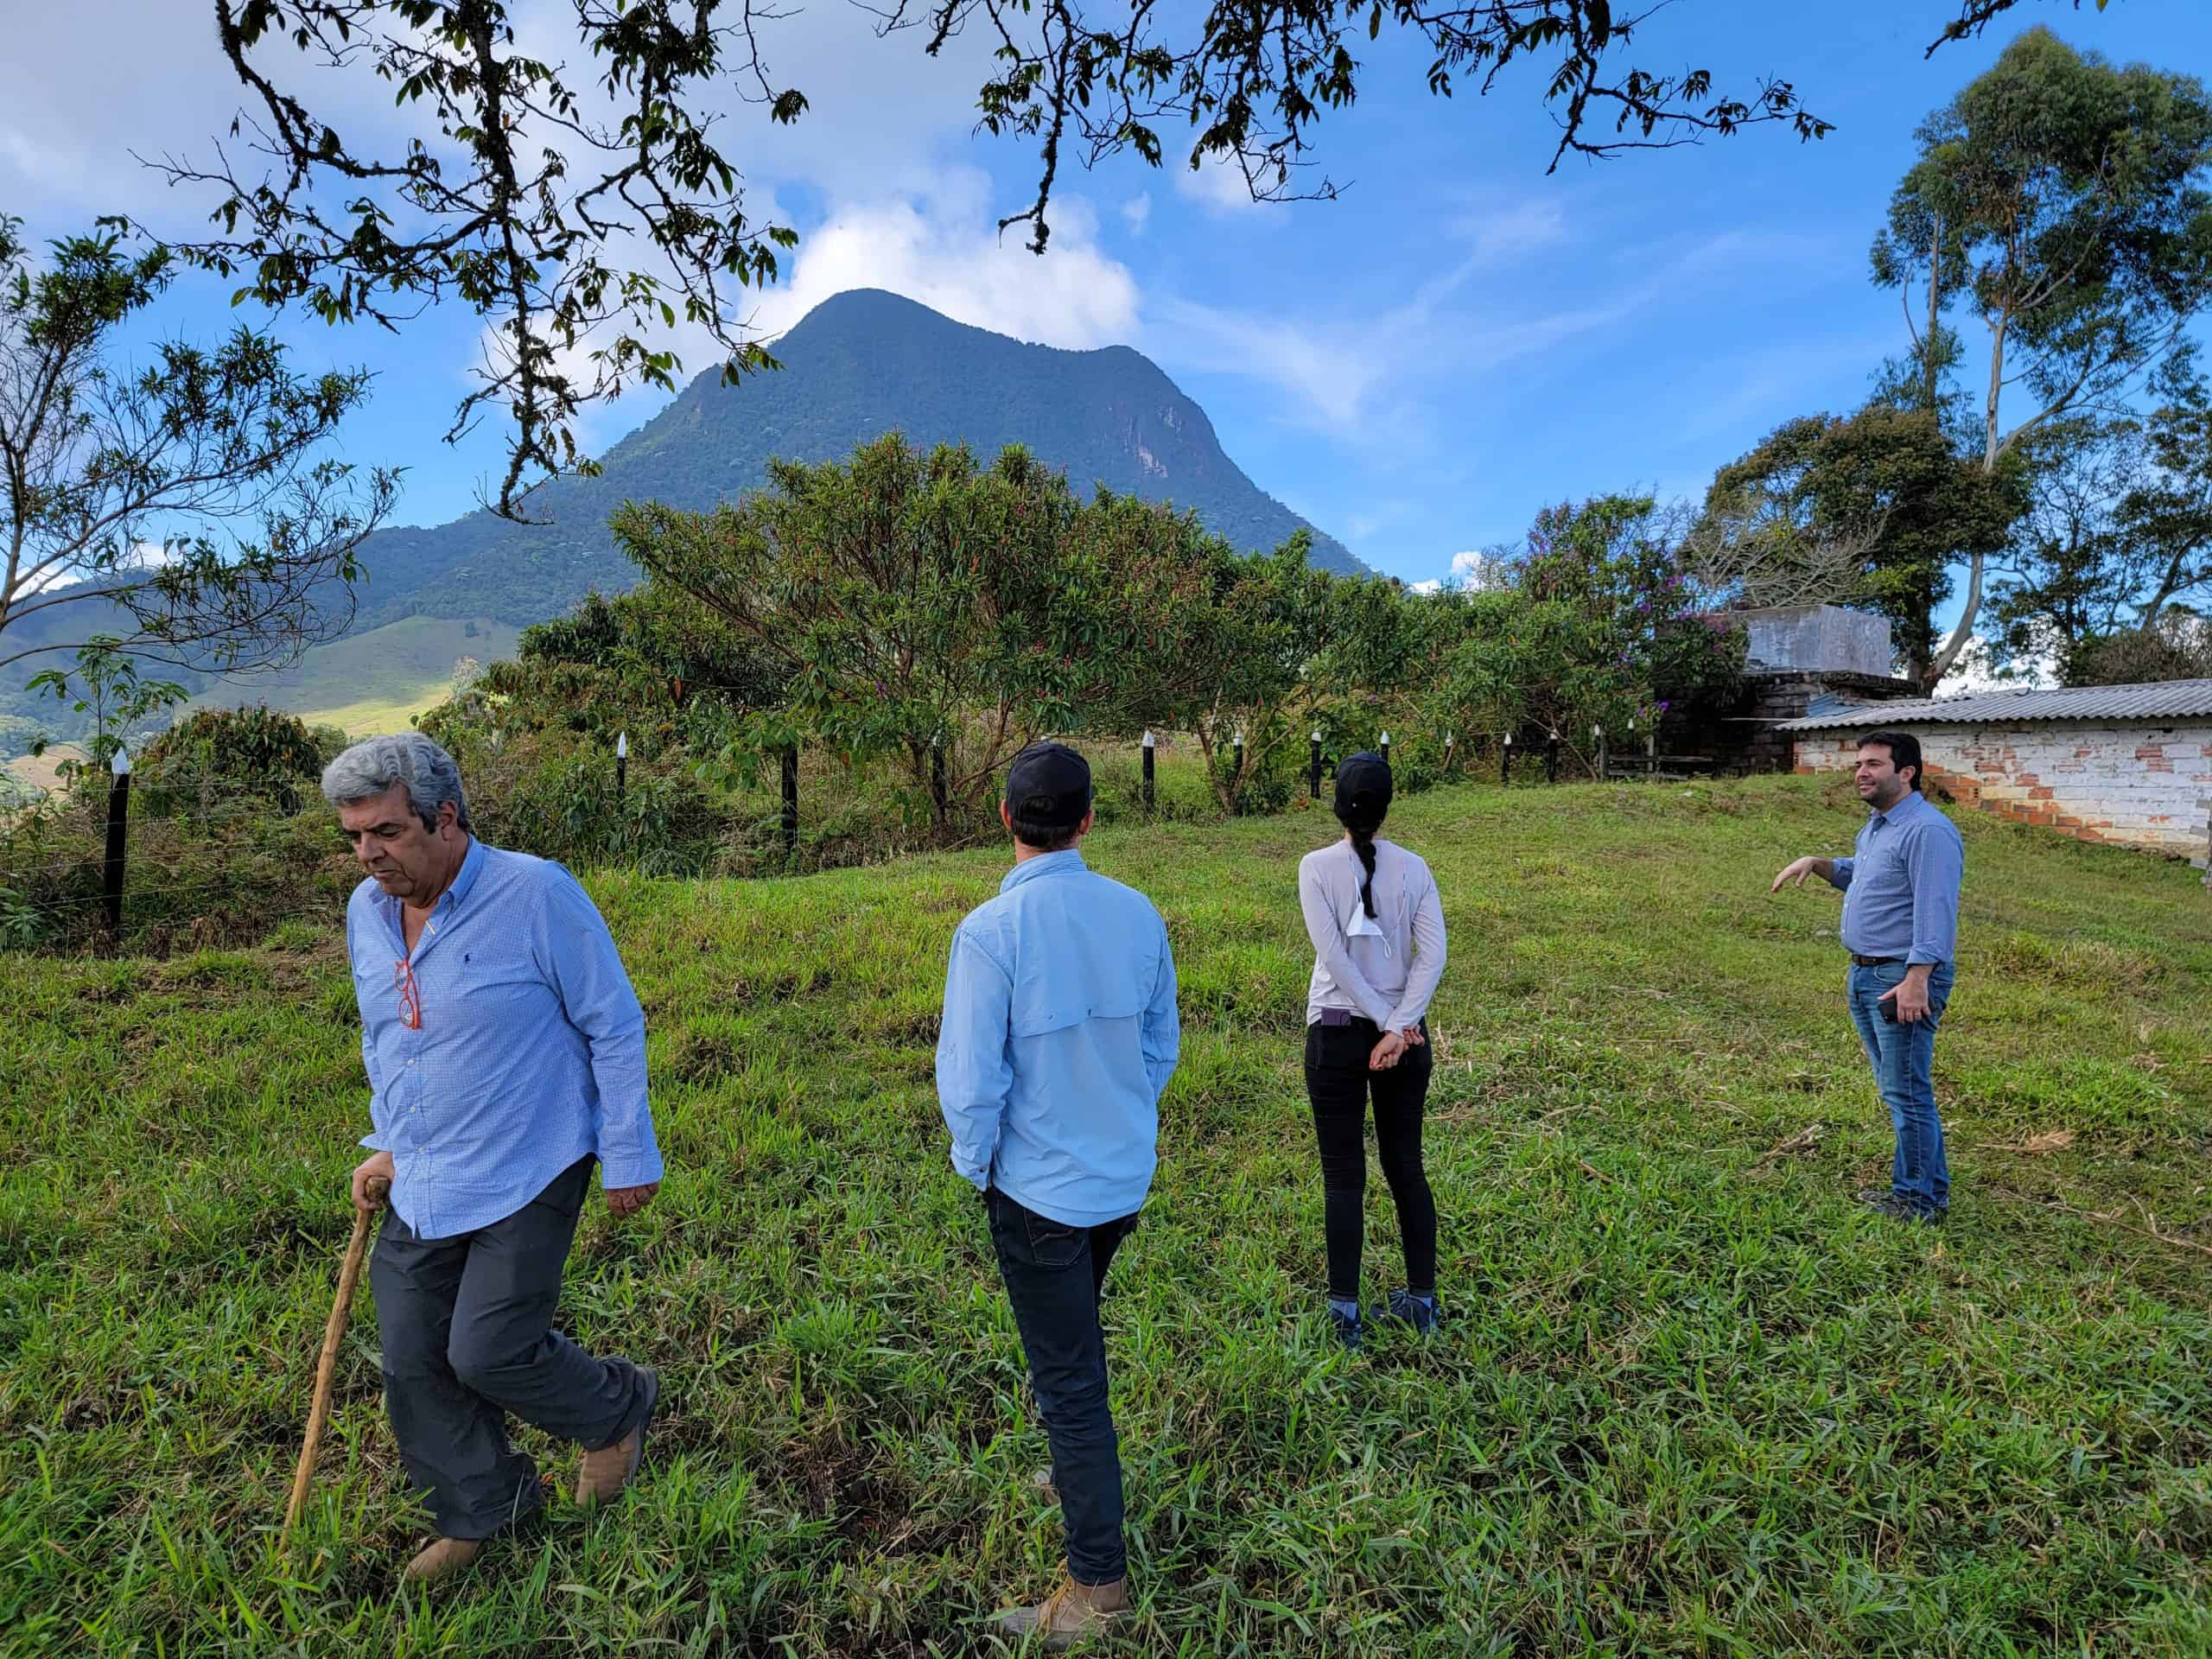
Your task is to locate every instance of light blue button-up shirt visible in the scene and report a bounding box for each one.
[1826,790,1965,965]
[935,849,1180,1228]
[346,838,664,1239]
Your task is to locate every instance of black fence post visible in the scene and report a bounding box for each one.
[1309,730,1323,800]
[103,747,131,935]
[1546,731,1560,785]
[1501,733,1513,785]
[1594,724,1608,782]
[615,731,628,804]
[930,731,948,817]
[1379,730,1391,766]
[780,743,798,856]
[1444,731,1455,773]
[1141,730,1156,813]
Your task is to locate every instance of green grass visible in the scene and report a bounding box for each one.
[3,776,2210,1656]
[193,615,523,737]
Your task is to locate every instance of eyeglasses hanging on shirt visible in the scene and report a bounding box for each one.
[393,957,423,1030]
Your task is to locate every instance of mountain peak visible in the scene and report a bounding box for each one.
[351,291,1363,627]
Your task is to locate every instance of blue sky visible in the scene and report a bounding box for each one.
[4,0,2210,601]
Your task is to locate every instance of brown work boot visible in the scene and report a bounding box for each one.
[400,1536,483,1583]
[575,1366,659,1507]
[991,1573,1129,1649]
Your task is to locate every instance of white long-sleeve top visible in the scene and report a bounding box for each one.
[1298,836,1447,1033]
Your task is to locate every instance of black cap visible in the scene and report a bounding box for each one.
[1005,741,1092,831]
[1334,750,1393,816]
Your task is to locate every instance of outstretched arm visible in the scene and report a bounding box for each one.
[1771,855,1849,893]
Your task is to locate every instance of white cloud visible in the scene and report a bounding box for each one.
[1173,151,1291,218]
[1408,578,1444,595]
[1941,633,2057,696]
[1120,194,1152,236]
[754,174,1139,350]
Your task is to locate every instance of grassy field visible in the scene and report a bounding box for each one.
[191,615,523,737]
[3,775,2209,1656]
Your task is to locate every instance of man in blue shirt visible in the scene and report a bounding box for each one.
[1773,728,1966,1222]
[937,742,1179,1647]
[324,733,664,1582]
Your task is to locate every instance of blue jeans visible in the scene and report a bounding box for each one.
[1845,961,1955,1217]
[986,1187,1139,1586]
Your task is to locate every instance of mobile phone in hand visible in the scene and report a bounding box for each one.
[1878,993,1900,1024]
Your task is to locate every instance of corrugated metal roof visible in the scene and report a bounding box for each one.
[1777,678,2212,731]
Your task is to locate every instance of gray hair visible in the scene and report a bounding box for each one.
[321,732,472,832]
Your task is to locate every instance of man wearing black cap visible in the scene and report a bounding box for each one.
[936,741,1180,1647]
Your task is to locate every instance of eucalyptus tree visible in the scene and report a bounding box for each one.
[1871,27,2212,685]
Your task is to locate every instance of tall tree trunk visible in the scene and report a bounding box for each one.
[1922,214,1944,415]
[1923,310,2012,691]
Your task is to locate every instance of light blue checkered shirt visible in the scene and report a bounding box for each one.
[346,838,664,1238]
[935,849,1180,1228]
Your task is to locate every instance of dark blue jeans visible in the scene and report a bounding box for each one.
[1845,961,1955,1217]
[986,1187,1138,1586]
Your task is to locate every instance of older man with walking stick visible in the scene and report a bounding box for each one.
[937,742,1179,1648]
[1771,728,1965,1224]
[324,732,664,1583]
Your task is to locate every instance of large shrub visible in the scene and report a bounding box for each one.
[1424,496,1746,771]
[135,705,329,816]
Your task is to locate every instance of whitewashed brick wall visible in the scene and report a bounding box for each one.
[1795,721,2212,868]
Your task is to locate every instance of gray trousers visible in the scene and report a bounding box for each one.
[369,1155,652,1539]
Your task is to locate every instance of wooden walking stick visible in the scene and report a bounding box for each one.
[284,1175,388,1541]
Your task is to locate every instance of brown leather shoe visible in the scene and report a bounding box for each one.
[575,1366,659,1507]
[401,1536,483,1583]
[991,1574,1129,1649]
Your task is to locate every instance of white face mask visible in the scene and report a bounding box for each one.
[1344,878,1391,952]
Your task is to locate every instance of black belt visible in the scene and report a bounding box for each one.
[1849,954,1902,968]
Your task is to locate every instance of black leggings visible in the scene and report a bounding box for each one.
[1305,1017,1437,1300]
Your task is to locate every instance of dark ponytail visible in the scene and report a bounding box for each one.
[1346,824,1380,918]
[1331,749,1392,921]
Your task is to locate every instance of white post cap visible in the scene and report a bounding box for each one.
[616,731,628,760]
[1141,729,1155,748]
[111,746,131,776]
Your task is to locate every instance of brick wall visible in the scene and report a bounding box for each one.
[1794,721,2212,868]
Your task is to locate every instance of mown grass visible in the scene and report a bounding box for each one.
[3,775,2209,1656]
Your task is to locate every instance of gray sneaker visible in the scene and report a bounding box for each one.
[1371,1290,1440,1337]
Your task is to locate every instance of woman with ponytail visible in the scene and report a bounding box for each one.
[1296,751,1448,1351]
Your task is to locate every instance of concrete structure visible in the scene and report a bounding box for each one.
[1740,606,1897,678]
[1705,605,1917,773]
[1780,680,2212,869]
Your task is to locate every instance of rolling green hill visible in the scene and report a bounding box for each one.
[190,614,522,736]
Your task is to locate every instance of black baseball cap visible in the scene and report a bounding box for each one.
[1334,751,1393,815]
[1005,741,1093,831]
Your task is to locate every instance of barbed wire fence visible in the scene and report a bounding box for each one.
[3,717,1750,952]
